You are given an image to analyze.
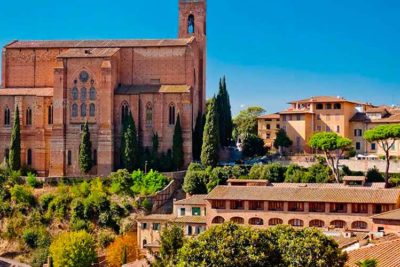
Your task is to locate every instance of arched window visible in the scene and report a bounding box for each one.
[249,217,264,226]
[230,217,244,224]
[169,103,176,125]
[89,103,95,117]
[289,219,304,227]
[81,87,87,101]
[352,221,368,230]
[72,87,78,100]
[212,216,225,224]
[26,107,32,126]
[27,149,32,165]
[121,102,130,124]
[48,105,53,125]
[188,14,195,34]
[309,220,325,228]
[4,107,10,126]
[330,220,347,229]
[81,103,87,117]
[72,104,78,117]
[146,102,153,126]
[269,218,283,226]
[89,87,96,100]
[93,149,97,166]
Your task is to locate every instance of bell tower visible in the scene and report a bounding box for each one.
[178,0,207,113]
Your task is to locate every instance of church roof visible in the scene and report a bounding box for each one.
[115,84,191,95]
[57,48,120,58]
[0,88,53,97]
[5,37,195,49]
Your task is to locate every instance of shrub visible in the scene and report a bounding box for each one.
[307,163,332,183]
[50,231,97,267]
[284,164,307,183]
[109,169,132,195]
[106,233,139,267]
[39,193,55,211]
[248,163,286,182]
[366,167,384,182]
[10,185,34,205]
[130,170,169,196]
[98,229,116,249]
[241,134,267,158]
[141,198,153,213]
[26,172,42,188]
[183,170,208,195]
[22,227,50,249]
[30,247,49,267]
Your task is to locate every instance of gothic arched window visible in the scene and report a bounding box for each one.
[4,107,10,126]
[146,102,153,126]
[81,87,87,101]
[72,104,78,117]
[188,14,195,34]
[27,149,32,165]
[48,105,53,125]
[89,87,96,100]
[121,102,130,123]
[169,103,176,125]
[89,103,95,117]
[26,107,32,126]
[81,103,87,117]
[72,87,78,100]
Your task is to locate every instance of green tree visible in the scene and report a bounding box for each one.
[153,224,185,267]
[49,231,97,267]
[79,122,92,174]
[192,112,205,161]
[182,170,208,195]
[274,129,293,155]
[201,97,219,167]
[172,114,184,170]
[308,132,353,183]
[122,112,139,172]
[356,259,378,267]
[9,105,21,171]
[217,76,233,146]
[364,124,400,187]
[248,163,286,182]
[233,106,265,139]
[241,134,267,158]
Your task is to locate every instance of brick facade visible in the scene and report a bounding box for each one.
[0,0,206,176]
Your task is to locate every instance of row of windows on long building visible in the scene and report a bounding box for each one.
[3,105,54,126]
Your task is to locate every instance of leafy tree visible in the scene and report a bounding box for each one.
[49,231,96,267]
[233,106,265,139]
[153,224,185,267]
[307,163,332,183]
[364,124,400,187]
[192,112,205,161]
[274,129,293,155]
[79,122,92,174]
[122,112,139,172]
[10,184,34,205]
[216,76,233,146]
[366,167,384,182]
[308,132,353,183]
[241,134,267,158]
[201,97,219,167]
[9,105,21,171]
[172,114,184,170]
[109,169,133,195]
[356,259,378,267]
[106,232,139,267]
[284,164,308,183]
[183,170,208,195]
[248,163,286,182]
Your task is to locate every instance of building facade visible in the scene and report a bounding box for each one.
[0,0,207,176]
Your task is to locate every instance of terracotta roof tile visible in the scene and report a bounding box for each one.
[173,216,206,224]
[0,88,53,97]
[346,238,400,267]
[205,185,400,204]
[371,208,400,221]
[136,214,175,221]
[174,195,207,206]
[115,84,190,95]
[57,48,120,58]
[258,113,280,119]
[289,96,366,105]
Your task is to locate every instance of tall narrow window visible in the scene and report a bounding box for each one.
[93,149,97,166]
[121,102,129,123]
[67,150,72,166]
[169,103,176,125]
[81,87,87,101]
[89,103,95,117]
[146,102,153,127]
[48,105,53,124]
[81,103,87,117]
[89,87,96,100]
[72,87,78,100]
[4,107,10,126]
[72,104,78,117]
[27,149,32,165]
[4,148,9,161]
[188,14,195,34]
[26,107,32,126]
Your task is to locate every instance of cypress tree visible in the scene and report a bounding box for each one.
[9,106,21,171]
[201,97,219,167]
[192,112,204,161]
[216,76,233,147]
[79,121,92,174]
[172,114,184,170]
[222,76,233,145]
[123,112,138,172]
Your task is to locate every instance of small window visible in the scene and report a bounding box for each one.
[142,223,147,229]
[289,219,304,227]
[121,103,129,123]
[93,149,97,166]
[72,104,78,118]
[188,14,195,34]
[326,126,331,132]
[169,103,176,125]
[187,225,193,235]
[26,107,32,126]
[146,102,153,126]
[72,87,78,100]
[356,142,361,150]
[266,124,271,130]
[326,103,332,109]
[316,103,324,110]
[27,149,32,165]
[89,103,95,117]
[153,223,161,231]
[67,150,72,166]
[89,87,96,100]
[180,208,186,216]
[334,103,342,109]
[48,105,53,125]
[212,216,225,224]
[296,114,301,121]
[269,218,283,226]
[192,207,201,216]
[230,217,244,224]
[336,125,340,133]
[4,107,11,126]
[81,87,87,101]
[371,143,376,150]
[81,104,87,117]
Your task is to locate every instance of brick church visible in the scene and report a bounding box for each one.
[0,0,206,177]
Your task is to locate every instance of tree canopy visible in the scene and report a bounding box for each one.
[308,132,353,183]
[201,97,219,167]
[364,124,400,187]
[274,129,293,154]
[152,224,185,267]
[233,106,265,139]
[241,134,267,158]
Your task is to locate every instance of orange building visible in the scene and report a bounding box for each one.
[0,0,207,176]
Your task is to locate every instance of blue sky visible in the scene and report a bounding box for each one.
[1,0,399,115]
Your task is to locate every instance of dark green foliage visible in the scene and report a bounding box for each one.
[110,169,133,195]
[216,76,233,147]
[192,112,205,161]
[153,224,185,267]
[10,185,35,205]
[248,163,286,182]
[27,172,43,188]
[79,122,92,174]
[130,169,170,196]
[366,167,384,182]
[242,134,267,158]
[201,97,219,167]
[182,170,208,195]
[141,198,153,213]
[122,113,139,172]
[9,106,21,171]
[273,129,293,153]
[172,114,184,170]
[356,259,378,267]
[158,150,174,172]
[23,227,50,249]
[307,163,332,183]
